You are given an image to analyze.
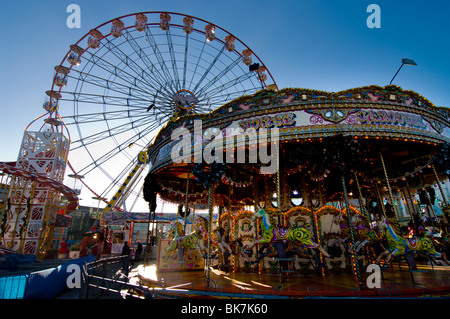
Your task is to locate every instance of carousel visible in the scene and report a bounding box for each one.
[144,84,450,292]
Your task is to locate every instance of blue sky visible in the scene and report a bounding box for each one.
[2,0,449,161]
[0,0,449,208]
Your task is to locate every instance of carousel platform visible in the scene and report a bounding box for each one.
[136,260,450,299]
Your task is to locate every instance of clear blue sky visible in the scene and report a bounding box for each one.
[1,0,449,209]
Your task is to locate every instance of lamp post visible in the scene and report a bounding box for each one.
[390,58,417,85]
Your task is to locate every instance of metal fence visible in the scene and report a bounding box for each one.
[80,255,152,299]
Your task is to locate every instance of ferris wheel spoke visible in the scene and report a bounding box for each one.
[147,104,173,125]
[192,44,226,94]
[61,108,149,125]
[80,49,161,99]
[70,115,158,150]
[121,29,171,90]
[144,27,178,93]
[59,91,153,109]
[198,72,257,110]
[188,40,207,92]
[182,32,190,90]
[100,36,162,93]
[66,69,153,101]
[100,158,140,196]
[166,28,181,92]
[195,55,242,98]
[76,124,157,175]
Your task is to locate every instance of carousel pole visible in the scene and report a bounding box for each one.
[423,188,438,229]
[184,170,191,234]
[341,174,363,288]
[353,171,371,224]
[228,184,234,268]
[379,152,400,221]
[375,183,387,219]
[402,188,417,231]
[192,207,196,229]
[404,179,420,231]
[431,164,450,225]
[206,183,214,288]
[306,177,324,273]
[276,142,281,226]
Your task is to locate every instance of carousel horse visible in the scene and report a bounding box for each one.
[212,227,232,256]
[252,243,278,264]
[212,227,252,264]
[246,209,330,258]
[378,218,450,266]
[332,213,395,266]
[285,241,327,269]
[334,213,378,253]
[195,216,209,240]
[166,221,207,259]
[230,238,252,264]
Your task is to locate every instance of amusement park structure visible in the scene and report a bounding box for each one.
[0,11,449,294]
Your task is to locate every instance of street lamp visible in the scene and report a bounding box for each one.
[390,58,417,85]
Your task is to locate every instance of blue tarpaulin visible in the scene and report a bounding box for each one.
[0,254,36,271]
[24,255,95,299]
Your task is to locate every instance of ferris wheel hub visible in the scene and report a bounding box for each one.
[174,89,199,110]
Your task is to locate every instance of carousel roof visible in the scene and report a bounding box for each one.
[145,85,449,207]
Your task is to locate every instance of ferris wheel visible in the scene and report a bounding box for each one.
[42,11,277,209]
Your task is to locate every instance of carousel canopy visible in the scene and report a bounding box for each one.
[144,85,450,207]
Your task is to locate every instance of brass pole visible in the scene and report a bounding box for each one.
[379,152,400,221]
[431,164,450,224]
[184,170,190,234]
[206,183,214,288]
[424,188,437,229]
[276,143,281,225]
[402,189,416,230]
[307,176,323,271]
[341,175,363,288]
[375,183,387,219]
[404,179,420,217]
[353,171,371,224]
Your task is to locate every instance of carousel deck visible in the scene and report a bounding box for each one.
[137,260,450,299]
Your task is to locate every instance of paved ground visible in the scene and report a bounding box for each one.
[4,255,448,299]
[141,261,450,298]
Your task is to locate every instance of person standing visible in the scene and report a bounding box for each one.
[121,241,131,256]
[121,241,131,273]
[136,240,143,260]
[58,238,69,259]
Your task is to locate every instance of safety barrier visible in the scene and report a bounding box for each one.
[80,255,150,299]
